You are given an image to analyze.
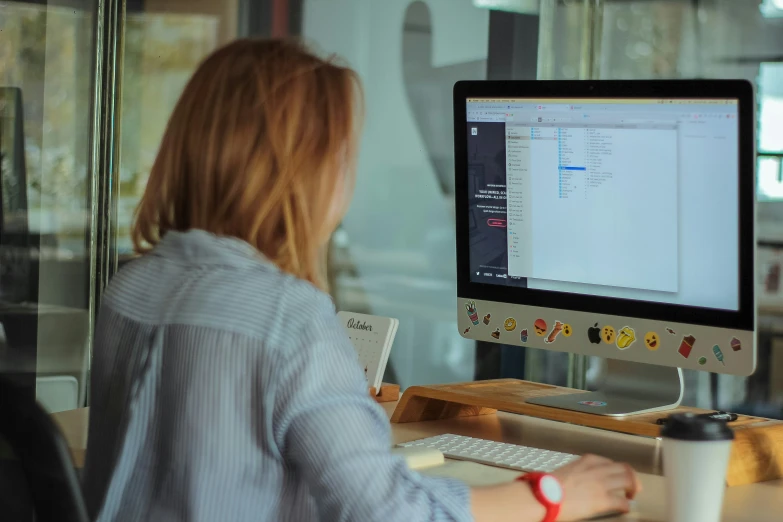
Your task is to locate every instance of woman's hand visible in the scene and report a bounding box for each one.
[472,454,641,522]
[552,454,641,521]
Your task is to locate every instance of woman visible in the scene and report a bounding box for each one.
[82,39,639,522]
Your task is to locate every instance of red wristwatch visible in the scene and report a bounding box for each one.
[517,472,563,522]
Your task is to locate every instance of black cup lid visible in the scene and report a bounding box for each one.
[660,413,735,441]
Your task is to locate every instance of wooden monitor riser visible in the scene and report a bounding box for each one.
[390,379,783,487]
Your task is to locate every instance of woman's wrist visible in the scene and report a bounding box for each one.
[515,480,548,522]
[470,481,547,522]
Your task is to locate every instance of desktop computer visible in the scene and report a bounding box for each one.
[454,80,756,416]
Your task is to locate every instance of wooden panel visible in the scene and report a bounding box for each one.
[51,407,88,467]
[390,379,783,486]
[729,421,783,486]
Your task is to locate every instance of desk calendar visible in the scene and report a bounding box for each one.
[337,311,398,394]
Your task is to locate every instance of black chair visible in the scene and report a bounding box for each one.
[0,376,89,522]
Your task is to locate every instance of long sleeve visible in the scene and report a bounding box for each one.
[272,303,473,522]
[83,230,471,522]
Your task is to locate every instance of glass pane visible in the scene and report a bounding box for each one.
[304,0,501,387]
[540,0,783,416]
[537,0,592,81]
[0,1,96,415]
[117,1,246,255]
[758,156,783,201]
[758,64,783,155]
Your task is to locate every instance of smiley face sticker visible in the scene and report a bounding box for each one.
[562,324,573,337]
[504,318,517,332]
[644,332,660,351]
[602,326,616,344]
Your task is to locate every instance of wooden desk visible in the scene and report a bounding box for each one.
[53,407,88,468]
[52,404,783,521]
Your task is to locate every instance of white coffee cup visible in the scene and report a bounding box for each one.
[660,412,735,522]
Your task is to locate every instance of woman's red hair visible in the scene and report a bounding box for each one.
[132,39,362,290]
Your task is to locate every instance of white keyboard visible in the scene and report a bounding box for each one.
[397,434,579,473]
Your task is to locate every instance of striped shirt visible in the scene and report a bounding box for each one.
[82,229,472,522]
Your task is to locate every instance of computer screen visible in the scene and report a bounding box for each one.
[465,97,740,312]
[456,81,755,394]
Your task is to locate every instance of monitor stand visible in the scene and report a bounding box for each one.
[526,359,684,416]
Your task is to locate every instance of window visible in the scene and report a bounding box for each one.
[757,63,783,202]
[117,1,245,253]
[4,0,779,421]
[304,0,495,387]
[0,1,95,414]
[540,0,783,415]
[0,0,277,416]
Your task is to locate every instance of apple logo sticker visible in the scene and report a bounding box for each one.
[587,323,601,344]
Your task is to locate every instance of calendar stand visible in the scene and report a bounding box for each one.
[369,383,400,403]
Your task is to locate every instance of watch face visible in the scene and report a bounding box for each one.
[540,475,563,504]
